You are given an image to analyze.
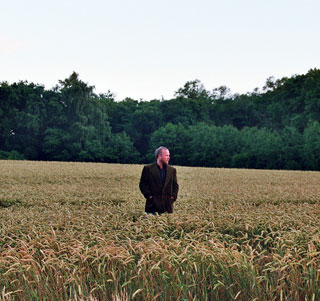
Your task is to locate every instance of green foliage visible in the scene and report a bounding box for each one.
[186,123,240,167]
[303,121,320,170]
[149,123,189,164]
[105,132,140,163]
[280,126,304,170]
[1,69,320,169]
[0,81,47,159]
[233,127,283,169]
[174,79,209,99]
[129,101,162,157]
[0,150,25,160]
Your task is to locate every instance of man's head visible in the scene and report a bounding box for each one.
[155,146,170,165]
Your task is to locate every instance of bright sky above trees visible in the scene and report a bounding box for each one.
[1,0,320,100]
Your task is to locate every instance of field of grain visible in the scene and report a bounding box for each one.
[1,160,320,300]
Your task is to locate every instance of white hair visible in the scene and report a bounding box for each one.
[154,146,169,159]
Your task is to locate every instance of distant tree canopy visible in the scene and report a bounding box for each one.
[1,69,320,170]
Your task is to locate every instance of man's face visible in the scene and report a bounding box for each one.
[159,149,170,165]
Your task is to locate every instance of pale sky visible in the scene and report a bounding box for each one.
[1,0,320,101]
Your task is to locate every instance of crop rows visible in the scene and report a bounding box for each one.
[1,160,320,300]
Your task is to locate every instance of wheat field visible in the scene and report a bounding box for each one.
[1,160,320,300]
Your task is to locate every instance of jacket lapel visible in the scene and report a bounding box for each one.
[150,163,162,186]
[163,166,172,189]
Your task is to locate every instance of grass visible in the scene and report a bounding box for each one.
[1,160,320,300]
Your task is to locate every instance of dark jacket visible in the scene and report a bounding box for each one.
[139,163,179,214]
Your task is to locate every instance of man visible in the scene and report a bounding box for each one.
[139,146,179,215]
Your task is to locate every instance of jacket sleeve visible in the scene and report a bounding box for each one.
[171,168,179,201]
[139,166,152,199]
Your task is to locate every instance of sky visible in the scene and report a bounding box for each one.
[1,0,320,101]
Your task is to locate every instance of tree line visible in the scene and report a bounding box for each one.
[1,69,320,170]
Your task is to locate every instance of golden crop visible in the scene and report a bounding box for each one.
[1,160,320,300]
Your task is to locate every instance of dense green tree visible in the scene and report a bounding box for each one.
[160,97,211,126]
[304,69,320,123]
[106,97,139,134]
[174,79,209,99]
[129,101,162,157]
[256,69,320,131]
[2,69,320,170]
[232,127,283,169]
[187,123,240,167]
[105,132,140,163]
[42,72,113,161]
[280,126,304,170]
[149,123,189,165]
[303,121,320,170]
[0,81,47,159]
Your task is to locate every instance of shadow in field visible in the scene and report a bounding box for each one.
[0,199,21,208]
